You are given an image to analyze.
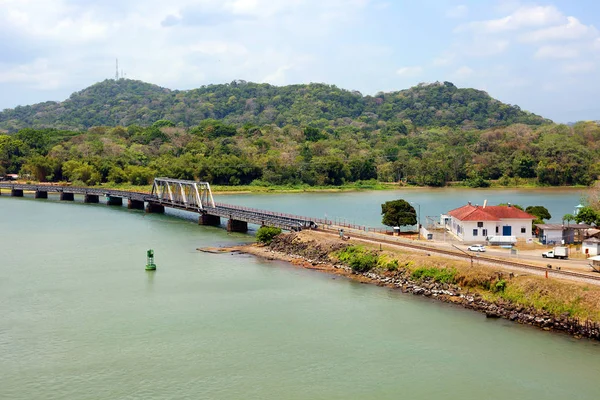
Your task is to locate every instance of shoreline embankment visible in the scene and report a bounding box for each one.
[223,231,600,341]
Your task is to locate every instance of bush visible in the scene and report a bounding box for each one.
[411,267,457,284]
[493,279,507,293]
[336,246,378,273]
[256,226,282,244]
[386,259,399,271]
[466,176,491,188]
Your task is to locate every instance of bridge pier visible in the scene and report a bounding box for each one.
[199,213,221,226]
[106,196,123,206]
[60,192,74,201]
[227,219,248,233]
[34,191,48,199]
[11,189,23,197]
[128,199,145,210]
[84,194,99,203]
[145,202,165,214]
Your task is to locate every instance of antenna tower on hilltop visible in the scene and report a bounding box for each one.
[115,59,119,80]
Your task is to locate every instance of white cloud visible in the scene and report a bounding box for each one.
[446,5,468,19]
[534,45,580,59]
[561,62,596,74]
[0,0,374,97]
[463,40,510,56]
[453,66,473,78]
[456,5,563,33]
[262,65,292,85]
[432,52,455,67]
[0,59,65,90]
[396,66,423,77]
[521,16,598,42]
[0,1,110,43]
[188,41,248,56]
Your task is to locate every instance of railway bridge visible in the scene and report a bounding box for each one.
[0,177,319,232]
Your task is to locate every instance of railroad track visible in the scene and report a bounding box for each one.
[318,227,600,284]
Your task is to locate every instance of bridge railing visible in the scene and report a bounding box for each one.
[213,202,318,223]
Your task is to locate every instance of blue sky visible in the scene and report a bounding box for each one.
[0,0,599,122]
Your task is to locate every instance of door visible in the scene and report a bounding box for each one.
[502,226,512,236]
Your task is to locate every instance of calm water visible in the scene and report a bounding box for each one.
[218,187,587,227]
[1,190,599,400]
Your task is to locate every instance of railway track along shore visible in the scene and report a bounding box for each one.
[317,226,600,285]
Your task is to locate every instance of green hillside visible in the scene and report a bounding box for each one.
[0,80,548,132]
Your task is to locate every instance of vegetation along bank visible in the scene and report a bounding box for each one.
[239,230,600,341]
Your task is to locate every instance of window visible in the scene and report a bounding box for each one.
[477,222,483,228]
[496,226,499,233]
[521,226,526,233]
[482,229,488,237]
[473,229,478,236]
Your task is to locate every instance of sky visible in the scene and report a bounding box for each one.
[0,0,599,123]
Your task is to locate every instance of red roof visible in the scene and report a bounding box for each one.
[447,204,535,221]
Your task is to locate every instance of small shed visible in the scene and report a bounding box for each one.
[535,223,592,244]
[582,238,600,256]
[586,228,600,239]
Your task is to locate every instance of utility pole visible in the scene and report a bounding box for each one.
[412,202,421,240]
[452,244,474,268]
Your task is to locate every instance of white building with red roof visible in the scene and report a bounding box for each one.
[447,202,535,242]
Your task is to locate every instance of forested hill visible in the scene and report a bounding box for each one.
[0,79,548,132]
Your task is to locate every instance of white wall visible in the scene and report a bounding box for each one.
[449,217,496,242]
[499,218,532,239]
[541,229,563,244]
[583,242,600,256]
[450,216,533,242]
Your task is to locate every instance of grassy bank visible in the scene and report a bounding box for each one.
[91,180,588,194]
[88,180,407,194]
[332,243,600,322]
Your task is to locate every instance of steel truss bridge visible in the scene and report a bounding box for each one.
[0,178,318,232]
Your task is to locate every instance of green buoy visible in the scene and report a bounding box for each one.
[146,249,157,271]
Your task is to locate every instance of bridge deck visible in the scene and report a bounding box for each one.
[0,183,318,231]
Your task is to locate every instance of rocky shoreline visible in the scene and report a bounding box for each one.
[236,232,600,342]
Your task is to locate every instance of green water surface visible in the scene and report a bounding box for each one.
[1,193,599,400]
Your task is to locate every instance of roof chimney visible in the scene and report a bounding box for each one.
[508,202,512,207]
[483,199,487,209]
[468,201,471,205]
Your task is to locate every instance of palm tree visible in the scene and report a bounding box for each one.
[562,213,575,227]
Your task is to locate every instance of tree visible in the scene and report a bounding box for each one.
[562,213,575,226]
[525,206,551,221]
[152,119,175,128]
[256,226,282,244]
[498,203,524,211]
[304,127,326,142]
[381,199,417,227]
[575,207,598,225]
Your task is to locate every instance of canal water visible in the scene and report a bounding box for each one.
[218,187,587,228]
[1,190,599,400]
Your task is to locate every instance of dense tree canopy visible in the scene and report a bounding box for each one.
[526,206,552,221]
[0,80,598,189]
[0,79,548,132]
[381,200,417,227]
[0,119,598,188]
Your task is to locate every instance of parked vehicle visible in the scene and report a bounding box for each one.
[542,246,569,259]
[467,244,486,252]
